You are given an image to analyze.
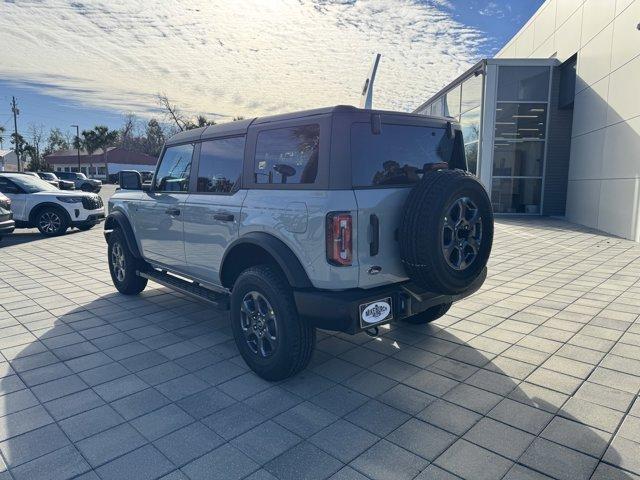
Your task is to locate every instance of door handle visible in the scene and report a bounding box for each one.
[165,208,180,216]
[213,213,235,222]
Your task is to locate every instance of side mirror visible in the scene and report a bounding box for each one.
[119,170,142,190]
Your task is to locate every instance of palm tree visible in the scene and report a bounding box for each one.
[90,126,118,180]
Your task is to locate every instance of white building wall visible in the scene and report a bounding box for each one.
[496,0,640,240]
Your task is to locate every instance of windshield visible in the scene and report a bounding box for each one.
[40,172,57,180]
[8,175,59,193]
[76,173,87,179]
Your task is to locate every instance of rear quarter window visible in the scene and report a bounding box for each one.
[254,124,320,185]
[351,123,460,187]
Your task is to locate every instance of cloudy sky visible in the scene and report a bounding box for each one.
[0,0,543,135]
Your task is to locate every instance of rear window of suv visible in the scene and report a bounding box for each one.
[351,123,459,187]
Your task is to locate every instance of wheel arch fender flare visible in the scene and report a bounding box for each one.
[220,232,312,289]
[29,202,72,225]
[104,209,142,258]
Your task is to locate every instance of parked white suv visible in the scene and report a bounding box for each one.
[0,173,105,236]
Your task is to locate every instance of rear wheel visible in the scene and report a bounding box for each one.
[36,207,69,236]
[81,183,93,192]
[403,302,452,325]
[107,229,147,295]
[231,265,315,381]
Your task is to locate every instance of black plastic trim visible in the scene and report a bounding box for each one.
[103,210,142,258]
[294,267,486,334]
[220,232,312,289]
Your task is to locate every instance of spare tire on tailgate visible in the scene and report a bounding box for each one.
[399,168,493,295]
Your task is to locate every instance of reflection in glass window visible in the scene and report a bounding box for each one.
[444,86,461,118]
[461,74,483,114]
[491,178,542,214]
[493,142,544,177]
[495,103,547,139]
[197,137,245,193]
[460,107,480,176]
[431,97,444,116]
[497,66,550,101]
[465,143,478,176]
[351,123,454,187]
[155,143,193,192]
[460,107,481,143]
[254,125,320,184]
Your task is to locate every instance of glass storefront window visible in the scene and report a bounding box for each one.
[460,107,480,143]
[461,74,483,114]
[465,142,478,175]
[444,86,461,118]
[495,103,547,140]
[493,141,544,177]
[430,97,444,116]
[491,178,542,214]
[497,66,550,101]
[460,106,480,176]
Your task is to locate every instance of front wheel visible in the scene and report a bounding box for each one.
[403,302,452,325]
[36,207,69,236]
[231,265,315,381]
[107,229,147,295]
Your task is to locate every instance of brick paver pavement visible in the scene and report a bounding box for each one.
[0,216,639,480]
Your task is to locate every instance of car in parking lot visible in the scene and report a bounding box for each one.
[105,106,493,380]
[37,171,75,190]
[55,171,102,192]
[0,172,105,236]
[0,192,15,240]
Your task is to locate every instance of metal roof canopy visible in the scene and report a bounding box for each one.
[414,57,560,114]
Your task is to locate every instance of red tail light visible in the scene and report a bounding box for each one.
[326,212,352,266]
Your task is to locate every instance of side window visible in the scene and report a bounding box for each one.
[154,143,194,192]
[197,137,245,193]
[0,177,19,194]
[254,124,319,185]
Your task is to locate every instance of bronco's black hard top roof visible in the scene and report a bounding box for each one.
[165,105,447,145]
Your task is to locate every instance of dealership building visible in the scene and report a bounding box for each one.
[416,0,639,241]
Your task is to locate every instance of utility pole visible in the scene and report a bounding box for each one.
[71,124,80,173]
[11,96,20,172]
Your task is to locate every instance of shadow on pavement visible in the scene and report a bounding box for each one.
[0,292,632,480]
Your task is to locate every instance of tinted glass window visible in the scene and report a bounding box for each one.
[444,86,461,117]
[2,175,57,193]
[460,74,483,114]
[154,143,193,192]
[0,177,19,194]
[197,137,245,193]
[498,66,549,101]
[495,103,547,139]
[351,123,456,187]
[254,125,319,185]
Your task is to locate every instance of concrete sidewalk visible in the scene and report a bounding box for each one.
[0,217,639,480]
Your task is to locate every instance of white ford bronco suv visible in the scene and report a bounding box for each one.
[105,106,493,380]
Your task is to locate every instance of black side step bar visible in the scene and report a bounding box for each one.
[138,270,229,310]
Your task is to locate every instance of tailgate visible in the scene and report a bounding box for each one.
[354,187,411,288]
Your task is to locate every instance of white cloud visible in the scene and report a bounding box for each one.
[0,0,487,120]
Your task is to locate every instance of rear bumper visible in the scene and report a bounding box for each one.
[294,268,487,334]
